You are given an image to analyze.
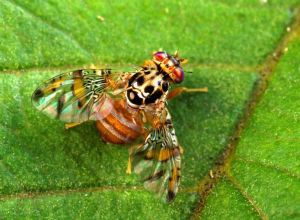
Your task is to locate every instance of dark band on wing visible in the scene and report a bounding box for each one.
[142,149,173,163]
[167,191,175,202]
[144,170,165,182]
[33,89,44,101]
[57,95,65,119]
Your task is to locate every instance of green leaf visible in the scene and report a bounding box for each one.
[0,0,296,70]
[200,38,300,219]
[0,0,299,219]
[0,68,258,218]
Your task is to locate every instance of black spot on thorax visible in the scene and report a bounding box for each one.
[144,85,154,94]
[136,76,144,85]
[127,88,143,105]
[128,72,141,86]
[145,89,163,104]
[162,81,169,92]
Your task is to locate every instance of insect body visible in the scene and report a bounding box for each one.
[32,51,207,202]
[96,97,144,144]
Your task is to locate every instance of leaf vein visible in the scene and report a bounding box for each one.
[235,156,300,180]
[0,185,198,201]
[226,175,269,220]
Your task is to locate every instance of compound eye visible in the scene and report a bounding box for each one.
[153,51,168,62]
[172,67,184,83]
[168,65,175,72]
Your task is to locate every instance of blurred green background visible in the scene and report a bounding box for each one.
[0,0,299,219]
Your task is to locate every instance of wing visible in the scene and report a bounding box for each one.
[32,69,124,123]
[130,109,182,202]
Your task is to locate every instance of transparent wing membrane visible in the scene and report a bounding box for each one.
[32,69,115,123]
[131,110,182,202]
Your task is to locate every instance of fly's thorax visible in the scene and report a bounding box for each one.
[126,69,169,108]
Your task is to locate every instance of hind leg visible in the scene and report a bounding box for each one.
[167,87,208,100]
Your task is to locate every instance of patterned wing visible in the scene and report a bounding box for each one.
[131,110,182,202]
[32,69,119,123]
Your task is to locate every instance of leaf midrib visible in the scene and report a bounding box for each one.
[192,6,300,219]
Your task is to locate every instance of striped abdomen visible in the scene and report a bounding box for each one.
[96,97,144,144]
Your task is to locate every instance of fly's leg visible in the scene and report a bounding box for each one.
[126,150,133,174]
[167,87,208,100]
[126,145,136,174]
[179,146,184,154]
[126,143,144,174]
[126,130,149,174]
[65,122,83,130]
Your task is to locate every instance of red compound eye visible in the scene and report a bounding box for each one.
[153,51,168,62]
[172,67,184,83]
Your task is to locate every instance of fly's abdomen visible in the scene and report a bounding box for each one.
[96,98,144,144]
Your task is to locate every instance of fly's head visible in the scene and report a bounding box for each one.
[152,51,187,84]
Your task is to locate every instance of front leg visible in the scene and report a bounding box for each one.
[167,86,208,100]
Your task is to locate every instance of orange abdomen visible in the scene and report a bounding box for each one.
[96,98,144,144]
